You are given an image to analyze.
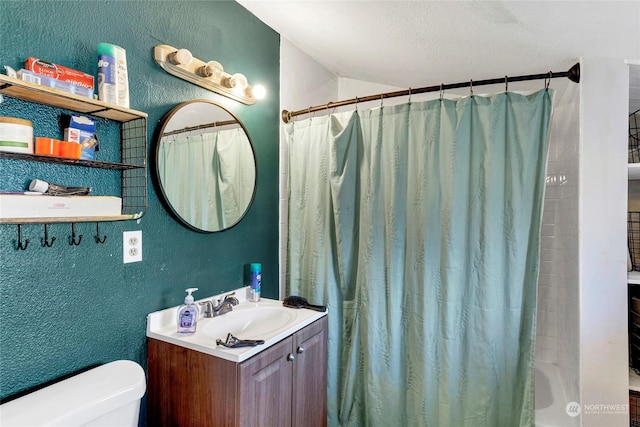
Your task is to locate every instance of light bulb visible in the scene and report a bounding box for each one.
[221,73,234,88]
[230,73,248,92]
[251,84,266,100]
[198,60,224,80]
[167,48,192,66]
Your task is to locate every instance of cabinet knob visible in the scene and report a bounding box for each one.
[287,353,295,362]
[296,346,305,354]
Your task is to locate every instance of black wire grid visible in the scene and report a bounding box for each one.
[121,117,147,216]
[630,109,640,163]
[630,213,640,271]
[632,390,640,426]
[629,111,640,381]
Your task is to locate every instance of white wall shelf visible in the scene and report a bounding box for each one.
[629,271,640,284]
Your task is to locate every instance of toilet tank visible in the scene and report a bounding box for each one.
[0,360,146,427]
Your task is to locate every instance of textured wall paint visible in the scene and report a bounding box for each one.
[0,0,280,408]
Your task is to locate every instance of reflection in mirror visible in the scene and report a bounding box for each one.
[154,100,256,232]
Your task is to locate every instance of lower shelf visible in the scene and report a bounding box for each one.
[0,213,143,224]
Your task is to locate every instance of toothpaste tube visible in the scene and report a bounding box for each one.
[24,57,94,91]
[17,69,94,99]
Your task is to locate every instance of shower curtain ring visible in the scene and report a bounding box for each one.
[439,84,444,101]
[469,79,474,97]
[408,88,412,104]
[545,71,552,90]
[380,94,384,108]
[505,76,508,92]
[355,96,359,111]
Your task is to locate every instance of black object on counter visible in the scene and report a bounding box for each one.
[216,333,265,348]
[282,295,327,312]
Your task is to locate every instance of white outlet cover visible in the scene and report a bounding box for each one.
[123,230,142,263]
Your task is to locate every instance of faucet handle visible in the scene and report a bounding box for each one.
[198,300,214,317]
[222,292,239,305]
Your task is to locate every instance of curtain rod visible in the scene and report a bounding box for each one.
[161,119,240,137]
[281,63,580,123]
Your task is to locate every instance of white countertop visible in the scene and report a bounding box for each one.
[146,287,327,363]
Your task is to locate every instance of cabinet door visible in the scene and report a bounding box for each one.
[147,338,239,427]
[292,316,328,427]
[238,336,293,427]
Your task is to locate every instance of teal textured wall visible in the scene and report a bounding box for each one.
[0,0,280,406]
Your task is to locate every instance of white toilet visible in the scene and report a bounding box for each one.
[0,360,146,427]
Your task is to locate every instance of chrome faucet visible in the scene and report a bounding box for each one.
[199,292,239,318]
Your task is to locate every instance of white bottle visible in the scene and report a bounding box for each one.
[114,44,130,108]
[177,288,199,334]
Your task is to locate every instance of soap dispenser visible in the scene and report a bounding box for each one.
[177,288,199,334]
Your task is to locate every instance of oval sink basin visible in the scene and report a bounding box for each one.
[147,295,327,362]
[200,306,296,340]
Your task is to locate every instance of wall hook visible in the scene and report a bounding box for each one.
[95,222,107,244]
[42,224,56,247]
[69,223,82,246]
[15,224,29,250]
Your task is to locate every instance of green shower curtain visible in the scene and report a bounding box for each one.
[286,90,552,426]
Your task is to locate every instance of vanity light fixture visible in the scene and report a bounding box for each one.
[153,44,258,105]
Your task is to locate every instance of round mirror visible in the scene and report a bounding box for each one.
[153,99,256,232]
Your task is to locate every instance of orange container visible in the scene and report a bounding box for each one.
[58,140,81,159]
[35,137,60,156]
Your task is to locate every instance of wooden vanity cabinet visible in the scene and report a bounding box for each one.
[147,316,327,427]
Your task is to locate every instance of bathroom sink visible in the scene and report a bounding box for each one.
[200,306,296,339]
[146,288,327,363]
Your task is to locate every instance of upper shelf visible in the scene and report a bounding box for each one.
[0,74,147,122]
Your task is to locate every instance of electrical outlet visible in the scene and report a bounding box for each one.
[123,230,142,263]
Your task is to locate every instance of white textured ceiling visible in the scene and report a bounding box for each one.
[238,0,640,113]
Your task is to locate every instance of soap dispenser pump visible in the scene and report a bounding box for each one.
[177,288,199,334]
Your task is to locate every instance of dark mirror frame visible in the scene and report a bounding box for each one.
[151,99,257,233]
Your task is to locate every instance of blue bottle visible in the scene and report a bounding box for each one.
[250,263,261,302]
[97,43,117,105]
